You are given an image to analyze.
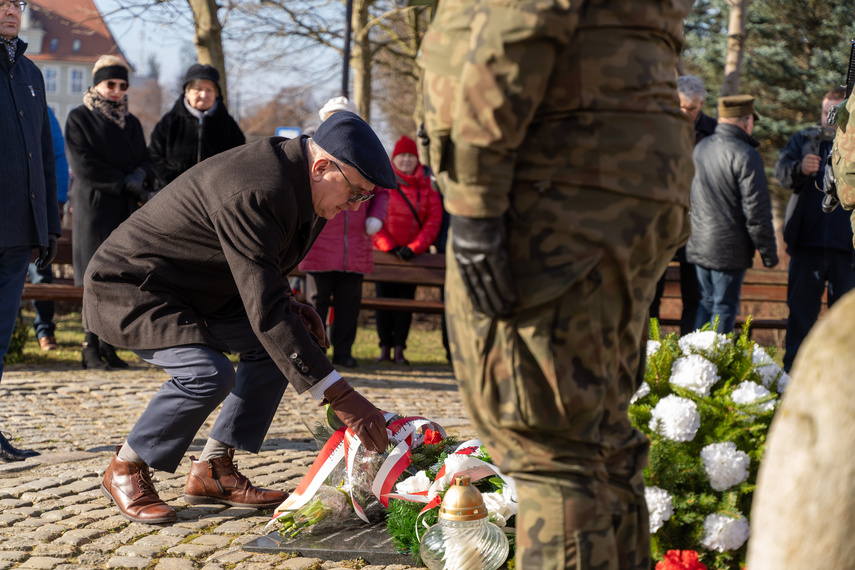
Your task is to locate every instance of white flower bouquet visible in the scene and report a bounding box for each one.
[630,321,789,570]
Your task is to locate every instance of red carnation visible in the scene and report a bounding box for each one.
[423,428,443,445]
[655,550,708,570]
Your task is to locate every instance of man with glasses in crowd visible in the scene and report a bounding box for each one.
[86,111,393,524]
[0,0,61,461]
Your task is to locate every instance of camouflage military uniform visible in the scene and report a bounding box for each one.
[419,1,694,568]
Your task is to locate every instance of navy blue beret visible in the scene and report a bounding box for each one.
[312,111,396,190]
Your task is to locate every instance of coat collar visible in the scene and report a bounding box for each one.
[715,122,760,148]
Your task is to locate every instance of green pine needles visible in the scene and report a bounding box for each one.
[631,319,787,570]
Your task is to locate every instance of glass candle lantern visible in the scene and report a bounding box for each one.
[419,475,510,570]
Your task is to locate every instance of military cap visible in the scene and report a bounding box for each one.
[312,111,396,190]
[718,94,759,120]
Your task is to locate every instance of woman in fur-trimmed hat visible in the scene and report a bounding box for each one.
[148,64,245,190]
[65,54,156,371]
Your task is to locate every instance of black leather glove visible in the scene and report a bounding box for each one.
[450,215,517,318]
[389,246,404,257]
[290,297,330,349]
[323,379,389,452]
[35,234,58,270]
[396,246,415,261]
[124,167,149,204]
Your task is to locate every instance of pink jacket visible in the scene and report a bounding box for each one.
[299,187,389,273]
[372,164,442,255]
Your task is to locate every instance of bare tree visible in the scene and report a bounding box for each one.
[721,0,749,96]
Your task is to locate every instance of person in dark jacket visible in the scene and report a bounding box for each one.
[686,95,779,333]
[65,55,156,370]
[776,86,853,372]
[649,75,711,332]
[148,64,245,190]
[86,111,393,525]
[0,0,60,461]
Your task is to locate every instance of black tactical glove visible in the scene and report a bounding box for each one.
[124,167,149,204]
[395,246,415,261]
[389,246,404,257]
[323,379,389,452]
[35,234,58,270]
[821,154,840,213]
[450,215,517,318]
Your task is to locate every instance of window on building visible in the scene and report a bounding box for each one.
[44,68,58,93]
[71,39,81,53]
[70,69,84,94]
[49,38,58,52]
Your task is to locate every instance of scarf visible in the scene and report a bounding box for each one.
[0,36,16,64]
[83,87,129,129]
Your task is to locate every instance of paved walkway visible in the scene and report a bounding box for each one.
[0,361,474,569]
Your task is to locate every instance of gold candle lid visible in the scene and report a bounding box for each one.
[439,475,487,521]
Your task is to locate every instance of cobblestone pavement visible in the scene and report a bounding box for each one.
[0,361,474,569]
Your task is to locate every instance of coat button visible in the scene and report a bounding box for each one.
[301,366,309,373]
[28,151,32,158]
[19,110,23,116]
[291,353,298,360]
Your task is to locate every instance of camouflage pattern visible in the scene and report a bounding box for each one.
[419,0,695,568]
[831,95,855,210]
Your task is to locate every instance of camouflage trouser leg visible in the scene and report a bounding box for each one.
[446,191,690,570]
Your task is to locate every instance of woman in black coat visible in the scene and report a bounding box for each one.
[148,64,245,189]
[65,55,155,370]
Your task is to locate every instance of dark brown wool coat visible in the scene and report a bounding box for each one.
[82,137,333,393]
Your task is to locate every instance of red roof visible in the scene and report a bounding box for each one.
[26,0,124,64]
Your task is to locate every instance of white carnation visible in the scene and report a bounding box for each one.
[670,354,720,397]
[649,395,701,442]
[630,382,651,404]
[644,486,673,533]
[395,470,431,494]
[482,492,517,527]
[647,340,662,359]
[731,381,775,413]
[700,442,750,491]
[775,371,791,393]
[678,330,729,353]
[701,513,750,552]
[750,344,775,367]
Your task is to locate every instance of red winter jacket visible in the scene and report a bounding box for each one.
[372,164,442,255]
[299,187,389,273]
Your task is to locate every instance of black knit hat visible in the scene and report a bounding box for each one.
[183,63,221,96]
[312,111,396,189]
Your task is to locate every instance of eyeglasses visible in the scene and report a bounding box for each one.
[4,1,26,12]
[106,80,129,91]
[330,161,374,203]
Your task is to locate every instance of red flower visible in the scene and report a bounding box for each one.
[423,428,443,445]
[655,550,708,570]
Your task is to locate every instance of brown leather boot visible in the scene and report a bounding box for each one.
[184,449,289,509]
[101,447,177,524]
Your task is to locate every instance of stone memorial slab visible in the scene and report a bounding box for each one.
[241,521,416,566]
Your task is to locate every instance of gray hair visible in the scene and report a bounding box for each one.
[677,75,706,102]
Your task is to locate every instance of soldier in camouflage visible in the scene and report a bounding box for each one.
[418,0,695,568]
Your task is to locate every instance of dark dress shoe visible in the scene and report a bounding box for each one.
[0,432,39,462]
[332,355,358,368]
[101,447,176,524]
[184,449,288,508]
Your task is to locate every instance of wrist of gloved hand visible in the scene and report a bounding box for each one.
[389,246,403,257]
[323,379,389,452]
[450,215,517,318]
[290,298,330,349]
[35,234,58,270]
[124,167,149,203]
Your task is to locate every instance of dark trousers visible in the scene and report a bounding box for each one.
[0,246,30,380]
[304,271,363,359]
[695,266,745,334]
[375,281,417,349]
[27,262,55,339]
[784,247,855,371]
[648,247,700,335]
[127,311,289,472]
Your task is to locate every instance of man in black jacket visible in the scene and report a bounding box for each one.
[89,111,393,524]
[0,0,60,461]
[686,95,779,333]
[776,87,852,372]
